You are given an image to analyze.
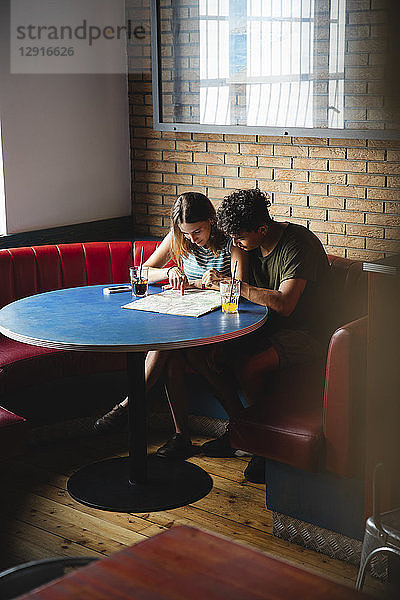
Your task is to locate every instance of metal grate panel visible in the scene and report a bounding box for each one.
[273,512,387,580]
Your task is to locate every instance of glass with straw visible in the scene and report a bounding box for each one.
[130,247,149,297]
[220,261,240,314]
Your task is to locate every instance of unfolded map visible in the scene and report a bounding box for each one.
[122,288,221,317]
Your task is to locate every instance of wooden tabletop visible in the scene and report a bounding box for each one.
[17,526,366,599]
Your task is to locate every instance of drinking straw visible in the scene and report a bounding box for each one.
[139,247,144,280]
[228,260,238,304]
[179,259,184,296]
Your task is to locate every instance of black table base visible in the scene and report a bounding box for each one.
[67,455,213,512]
[68,352,213,512]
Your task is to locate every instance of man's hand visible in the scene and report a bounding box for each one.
[201,269,229,290]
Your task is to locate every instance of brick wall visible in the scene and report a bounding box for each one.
[128,1,400,261]
[131,86,400,260]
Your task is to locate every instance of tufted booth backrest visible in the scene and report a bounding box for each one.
[0,242,132,308]
[1,244,365,317]
[323,315,367,477]
[327,254,367,328]
[0,240,173,309]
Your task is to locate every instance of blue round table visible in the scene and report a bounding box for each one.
[0,285,268,512]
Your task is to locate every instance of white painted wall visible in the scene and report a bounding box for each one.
[0,1,131,234]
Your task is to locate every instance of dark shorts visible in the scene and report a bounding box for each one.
[223,324,324,370]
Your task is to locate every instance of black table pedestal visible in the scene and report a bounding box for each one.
[67,352,213,512]
[67,455,213,512]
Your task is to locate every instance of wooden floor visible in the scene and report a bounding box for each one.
[0,430,384,597]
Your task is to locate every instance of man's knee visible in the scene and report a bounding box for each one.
[238,347,280,383]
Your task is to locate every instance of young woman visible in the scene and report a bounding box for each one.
[94,192,246,459]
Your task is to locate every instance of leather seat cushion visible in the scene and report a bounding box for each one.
[0,335,126,394]
[0,406,27,458]
[230,362,325,472]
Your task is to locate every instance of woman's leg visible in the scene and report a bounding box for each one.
[145,350,170,391]
[155,350,197,458]
[163,350,190,438]
[94,350,170,431]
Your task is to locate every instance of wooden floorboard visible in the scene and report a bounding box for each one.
[0,431,384,597]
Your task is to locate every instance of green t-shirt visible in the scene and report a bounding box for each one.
[248,223,333,340]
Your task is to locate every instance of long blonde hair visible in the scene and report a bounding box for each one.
[170,193,227,265]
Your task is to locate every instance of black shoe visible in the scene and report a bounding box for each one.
[244,455,266,484]
[155,434,197,460]
[94,403,128,433]
[201,428,236,458]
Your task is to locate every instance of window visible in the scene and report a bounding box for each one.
[151,0,400,139]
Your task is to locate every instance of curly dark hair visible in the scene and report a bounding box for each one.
[216,189,272,236]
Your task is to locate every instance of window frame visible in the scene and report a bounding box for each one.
[150,0,400,141]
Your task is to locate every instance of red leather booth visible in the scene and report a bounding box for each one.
[230,255,368,553]
[230,256,367,477]
[0,241,166,447]
[0,406,27,460]
[0,241,368,558]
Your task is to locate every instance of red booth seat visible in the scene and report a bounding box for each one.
[1,240,367,487]
[0,241,162,308]
[227,255,370,548]
[0,241,174,445]
[230,315,366,477]
[0,406,27,459]
[230,255,367,478]
[0,241,169,395]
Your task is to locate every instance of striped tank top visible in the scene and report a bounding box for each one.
[182,240,232,281]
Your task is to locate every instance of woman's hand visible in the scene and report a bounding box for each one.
[201,269,228,290]
[162,266,189,292]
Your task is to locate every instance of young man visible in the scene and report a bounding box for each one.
[195,188,333,482]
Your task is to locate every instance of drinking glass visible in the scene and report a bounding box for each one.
[220,280,240,314]
[130,266,149,297]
